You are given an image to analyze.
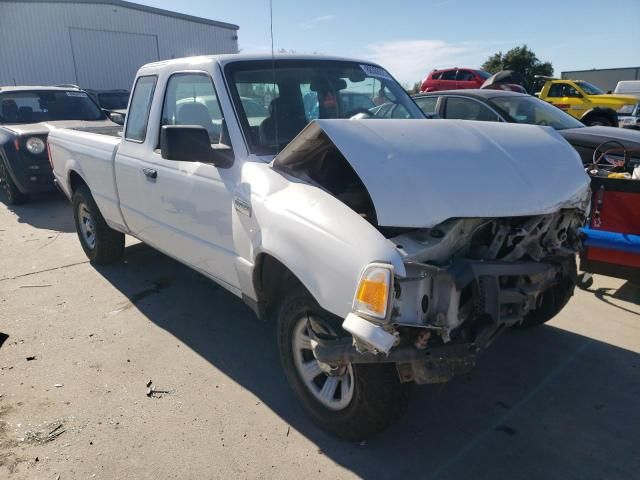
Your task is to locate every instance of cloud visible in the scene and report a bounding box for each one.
[300,15,335,29]
[363,39,481,85]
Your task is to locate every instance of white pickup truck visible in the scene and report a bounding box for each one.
[48,54,590,439]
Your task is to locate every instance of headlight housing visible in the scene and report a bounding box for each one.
[352,263,393,322]
[616,104,637,115]
[25,137,46,155]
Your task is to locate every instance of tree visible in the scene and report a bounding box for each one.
[481,45,553,92]
[405,81,422,95]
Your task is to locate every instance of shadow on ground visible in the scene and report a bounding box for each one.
[0,192,74,232]
[95,243,640,480]
[590,281,640,316]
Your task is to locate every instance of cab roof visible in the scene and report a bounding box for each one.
[138,53,383,74]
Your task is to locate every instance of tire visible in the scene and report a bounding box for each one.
[584,115,613,127]
[72,185,124,264]
[517,276,575,328]
[277,287,411,440]
[0,159,29,205]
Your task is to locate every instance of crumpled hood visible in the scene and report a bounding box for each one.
[274,119,590,228]
[4,119,115,136]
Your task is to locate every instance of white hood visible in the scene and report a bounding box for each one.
[274,119,590,228]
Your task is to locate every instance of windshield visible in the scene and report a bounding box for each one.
[0,90,105,124]
[476,70,491,80]
[575,81,605,95]
[491,95,585,130]
[226,60,425,155]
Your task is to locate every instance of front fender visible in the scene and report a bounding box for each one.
[245,166,405,318]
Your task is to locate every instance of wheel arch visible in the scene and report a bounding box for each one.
[68,169,88,194]
[581,107,618,125]
[251,252,308,321]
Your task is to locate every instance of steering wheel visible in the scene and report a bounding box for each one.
[346,107,373,119]
[589,140,628,174]
[536,120,549,126]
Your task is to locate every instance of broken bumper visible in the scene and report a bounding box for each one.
[320,258,571,384]
[312,323,495,384]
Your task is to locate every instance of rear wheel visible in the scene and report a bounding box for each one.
[0,159,29,205]
[277,287,411,440]
[72,185,124,264]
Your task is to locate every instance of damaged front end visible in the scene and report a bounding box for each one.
[314,209,585,384]
[274,118,591,384]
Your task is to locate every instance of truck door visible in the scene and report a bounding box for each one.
[545,82,588,119]
[116,71,240,291]
[114,74,158,235]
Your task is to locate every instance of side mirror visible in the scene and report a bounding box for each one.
[160,125,233,168]
[109,112,125,125]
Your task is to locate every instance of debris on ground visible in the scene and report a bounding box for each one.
[47,424,65,441]
[26,356,36,361]
[54,384,63,388]
[23,422,66,444]
[145,380,171,398]
[19,284,52,288]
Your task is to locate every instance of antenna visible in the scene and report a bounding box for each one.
[269,0,279,154]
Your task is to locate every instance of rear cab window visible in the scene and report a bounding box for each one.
[125,75,157,142]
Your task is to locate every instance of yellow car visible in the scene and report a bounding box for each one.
[536,77,639,127]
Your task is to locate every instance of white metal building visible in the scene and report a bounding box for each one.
[0,0,239,90]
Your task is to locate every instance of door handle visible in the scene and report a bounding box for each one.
[142,168,157,179]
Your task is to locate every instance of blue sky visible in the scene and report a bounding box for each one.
[137,0,640,86]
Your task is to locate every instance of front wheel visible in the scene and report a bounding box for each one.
[277,288,411,440]
[517,277,575,328]
[584,115,613,127]
[0,159,29,205]
[72,185,124,264]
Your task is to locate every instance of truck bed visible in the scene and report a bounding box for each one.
[66,125,123,138]
[48,126,126,230]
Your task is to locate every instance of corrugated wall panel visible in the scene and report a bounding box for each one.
[69,27,159,89]
[561,68,640,92]
[0,1,238,89]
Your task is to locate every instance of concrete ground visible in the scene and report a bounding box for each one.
[0,193,639,480]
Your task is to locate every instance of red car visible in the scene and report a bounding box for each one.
[420,68,491,92]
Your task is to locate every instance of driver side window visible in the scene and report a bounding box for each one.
[548,83,581,98]
[160,72,224,145]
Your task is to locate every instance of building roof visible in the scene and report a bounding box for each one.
[0,0,239,30]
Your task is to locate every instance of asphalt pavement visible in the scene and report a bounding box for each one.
[1,193,639,479]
